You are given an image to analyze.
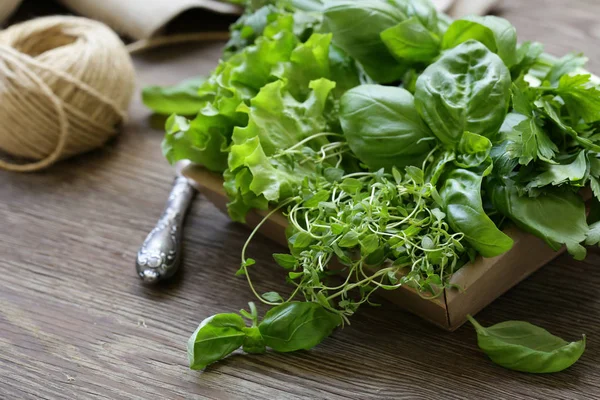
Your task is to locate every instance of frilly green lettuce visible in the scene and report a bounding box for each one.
[226,78,337,221]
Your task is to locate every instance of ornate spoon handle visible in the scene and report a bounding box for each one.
[136,176,195,283]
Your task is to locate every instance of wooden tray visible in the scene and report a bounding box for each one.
[183,164,566,331]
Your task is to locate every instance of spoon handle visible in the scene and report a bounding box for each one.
[136,176,195,283]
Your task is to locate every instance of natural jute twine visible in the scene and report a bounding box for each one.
[0,16,136,172]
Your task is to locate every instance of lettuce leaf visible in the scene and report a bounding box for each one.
[226,78,337,220]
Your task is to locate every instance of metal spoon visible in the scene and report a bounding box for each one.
[135,164,195,283]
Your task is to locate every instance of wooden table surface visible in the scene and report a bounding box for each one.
[2,1,600,399]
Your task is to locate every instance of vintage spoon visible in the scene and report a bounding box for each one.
[135,162,195,283]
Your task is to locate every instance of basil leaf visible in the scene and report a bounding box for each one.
[462,16,517,67]
[468,316,586,373]
[443,16,518,67]
[242,326,267,354]
[340,85,434,170]
[187,313,246,370]
[439,168,513,258]
[455,131,492,168]
[415,40,511,146]
[323,0,406,83]
[258,302,341,352]
[442,19,497,55]
[490,181,588,260]
[380,17,440,63]
[143,76,207,115]
[390,0,439,33]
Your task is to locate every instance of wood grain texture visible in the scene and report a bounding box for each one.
[2,0,600,399]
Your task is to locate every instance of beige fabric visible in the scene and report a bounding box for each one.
[57,0,241,40]
[0,0,23,24]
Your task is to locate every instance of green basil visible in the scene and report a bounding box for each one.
[443,16,517,67]
[242,326,267,354]
[390,0,439,33]
[468,315,586,373]
[381,17,440,63]
[415,40,511,146]
[323,0,406,83]
[187,313,246,370]
[340,85,434,170]
[439,168,513,258]
[455,131,492,168]
[442,20,496,56]
[258,302,341,352]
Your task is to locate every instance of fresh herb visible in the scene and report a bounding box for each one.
[144,0,599,372]
[188,302,339,369]
[142,77,207,115]
[467,315,586,373]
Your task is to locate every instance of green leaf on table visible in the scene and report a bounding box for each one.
[415,40,511,146]
[241,326,267,354]
[323,0,407,83]
[381,17,440,63]
[143,77,207,115]
[467,315,586,373]
[339,85,434,170]
[258,302,341,352]
[187,313,246,370]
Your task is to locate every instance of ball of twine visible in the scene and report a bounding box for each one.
[0,16,135,172]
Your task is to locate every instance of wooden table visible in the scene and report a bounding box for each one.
[2,1,600,399]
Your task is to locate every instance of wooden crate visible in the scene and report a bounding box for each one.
[183,164,566,331]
